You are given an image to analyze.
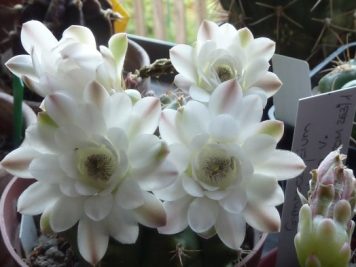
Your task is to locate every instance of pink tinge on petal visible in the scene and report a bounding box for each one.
[5,55,35,78]
[84,81,109,110]
[44,93,76,125]
[133,191,166,228]
[257,150,306,180]
[158,196,192,234]
[1,147,40,178]
[244,204,281,232]
[77,218,109,265]
[197,20,219,42]
[250,37,275,61]
[251,71,282,97]
[209,79,243,117]
[131,97,161,135]
[159,109,179,145]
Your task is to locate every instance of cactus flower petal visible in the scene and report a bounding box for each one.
[1,147,40,178]
[188,197,219,233]
[17,182,60,214]
[256,150,306,180]
[215,210,246,250]
[208,79,243,117]
[78,218,109,265]
[108,208,139,244]
[133,191,167,228]
[170,44,197,82]
[243,205,281,232]
[21,20,58,54]
[50,196,84,232]
[158,196,192,234]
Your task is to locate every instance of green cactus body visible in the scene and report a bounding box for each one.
[295,149,356,267]
[140,227,202,267]
[200,235,243,267]
[99,238,142,267]
[318,59,356,93]
[218,0,356,68]
[295,206,352,267]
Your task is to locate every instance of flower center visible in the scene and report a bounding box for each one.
[204,157,235,183]
[76,145,118,190]
[85,154,114,182]
[215,64,235,82]
[194,145,239,189]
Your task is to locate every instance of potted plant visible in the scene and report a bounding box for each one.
[0,20,305,266]
[258,148,356,267]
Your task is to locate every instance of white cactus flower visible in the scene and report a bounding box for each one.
[1,83,177,265]
[170,20,282,105]
[5,20,128,99]
[157,79,305,250]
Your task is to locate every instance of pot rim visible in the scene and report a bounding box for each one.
[0,92,37,126]
[0,177,31,266]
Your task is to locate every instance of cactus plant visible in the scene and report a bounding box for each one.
[317,58,356,93]
[217,0,356,68]
[295,148,356,267]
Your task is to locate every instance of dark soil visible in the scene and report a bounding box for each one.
[26,234,79,267]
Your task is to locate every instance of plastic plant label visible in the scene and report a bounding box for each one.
[275,86,356,267]
[272,54,312,127]
[19,214,38,257]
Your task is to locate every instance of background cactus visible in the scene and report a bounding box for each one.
[295,148,356,267]
[217,0,356,68]
[0,0,122,96]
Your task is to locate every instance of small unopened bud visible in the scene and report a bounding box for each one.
[333,200,351,227]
